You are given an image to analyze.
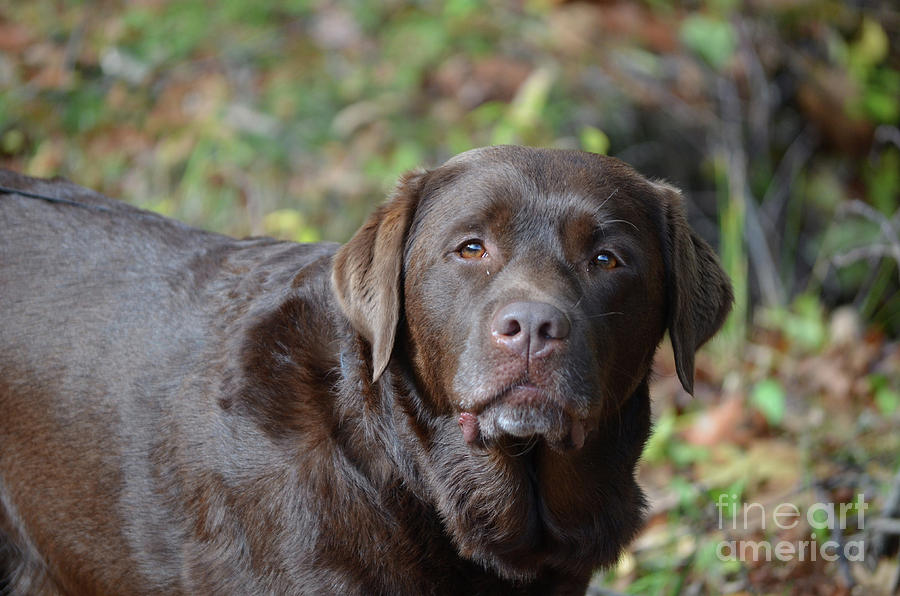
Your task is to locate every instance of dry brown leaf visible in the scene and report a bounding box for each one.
[684,396,746,447]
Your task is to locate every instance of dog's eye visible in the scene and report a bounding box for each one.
[458,241,487,259]
[594,251,619,270]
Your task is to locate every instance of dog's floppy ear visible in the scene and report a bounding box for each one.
[656,182,733,394]
[332,170,427,382]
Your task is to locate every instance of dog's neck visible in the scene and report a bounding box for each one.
[331,315,653,584]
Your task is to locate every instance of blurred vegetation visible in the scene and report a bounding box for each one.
[1,0,899,593]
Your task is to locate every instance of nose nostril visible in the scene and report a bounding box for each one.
[506,320,522,337]
[494,315,523,338]
[537,313,570,342]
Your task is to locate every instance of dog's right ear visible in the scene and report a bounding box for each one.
[332,170,427,382]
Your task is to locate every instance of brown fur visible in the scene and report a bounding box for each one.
[0,146,732,594]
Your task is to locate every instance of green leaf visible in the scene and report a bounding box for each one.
[670,475,700,510]
[670,442,710,467]
[2,129,25,154]
[865,148,900,215]
[787,294,827,351]
[507,67,555,132]
[580,126,610,155]
[643,407,676,463]
[680,15,736,70]
[388,142,423,179]
[851,18,889,69]
[750,379,786,426]
[263,209,321,244]
[875,387,900,416]
[444,0,480,20]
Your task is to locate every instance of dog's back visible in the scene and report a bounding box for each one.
[0,171,338,593]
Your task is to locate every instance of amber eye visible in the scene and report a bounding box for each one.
[594,251,618,269]
[458,240,487,259]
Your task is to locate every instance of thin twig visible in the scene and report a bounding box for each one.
[833,245,900,269]
[815,482,855,587]
[760,125,817,226]
[717,76,785,306]
[834,200,900,284]
[870,467,900,567]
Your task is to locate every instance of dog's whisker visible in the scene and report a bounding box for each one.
[595,187,619,213]
[600,218,639,232]
[508,436,539,457]
[584,311,624,319]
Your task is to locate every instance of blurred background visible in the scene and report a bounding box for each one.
[1,0,898,593]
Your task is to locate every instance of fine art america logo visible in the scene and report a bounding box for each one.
[715,493,868,562]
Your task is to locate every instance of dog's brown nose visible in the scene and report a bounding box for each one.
[491,301,570,358]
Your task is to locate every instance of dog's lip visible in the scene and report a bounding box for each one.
[469,380,545,414]
[496,382,546,407]
[462,381,587,451]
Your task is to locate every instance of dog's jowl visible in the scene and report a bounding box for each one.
[0,146,732,595]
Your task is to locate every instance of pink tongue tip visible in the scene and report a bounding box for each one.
[457,412,480,444]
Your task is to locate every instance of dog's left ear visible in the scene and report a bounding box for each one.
[655,182,734,394]
[332,170,427,382]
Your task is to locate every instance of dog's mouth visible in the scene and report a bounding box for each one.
[458,382,587,452]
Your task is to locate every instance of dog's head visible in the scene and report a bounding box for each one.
[333,146,731,451]
[331,146,732,577]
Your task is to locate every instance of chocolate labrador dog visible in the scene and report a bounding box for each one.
[0,146,732,595]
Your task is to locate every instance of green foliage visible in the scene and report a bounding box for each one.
[491,68,555,145]
[844,18,900,123]
[871,374,900,416]
[670,441,710,468]
[864,148,900,215]
[750,379,786,426]
[3,4,900,589]
[121,2,210,63]
[264,209,320,243]
[714,155,748,349]
[62,87,106,134]
[643,407,676,464]
[679,15,736,71]
[624,572,675,595]
[758,295,828,354]
[1,129,25,155]
[579,126,610,155]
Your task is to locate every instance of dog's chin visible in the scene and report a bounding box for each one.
[466,385,586,452]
